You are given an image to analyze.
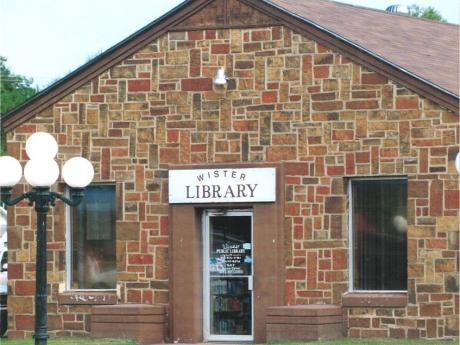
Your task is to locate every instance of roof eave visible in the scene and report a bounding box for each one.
[252,0,459,112]
[2,0,458,134]
[2,0,202,132]
[265,0,459,97]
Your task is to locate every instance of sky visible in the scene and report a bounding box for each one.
[0,0,458,89]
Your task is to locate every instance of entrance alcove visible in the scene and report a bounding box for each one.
[168,163,284,343]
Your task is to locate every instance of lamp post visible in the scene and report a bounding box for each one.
[0,132,94,345]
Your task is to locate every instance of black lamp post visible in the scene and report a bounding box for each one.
[0,132,94,345]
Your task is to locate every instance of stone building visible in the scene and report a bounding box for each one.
[2,0,459,343]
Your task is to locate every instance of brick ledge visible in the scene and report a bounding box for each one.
[58,291,117,305]
[342,292,407,307]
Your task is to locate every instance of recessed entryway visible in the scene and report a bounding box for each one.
[169,164,284,343]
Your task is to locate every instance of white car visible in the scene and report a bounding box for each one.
[0,248,7,336]
[0,248,6,294]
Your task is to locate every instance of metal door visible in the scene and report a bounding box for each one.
[203,209,253,342]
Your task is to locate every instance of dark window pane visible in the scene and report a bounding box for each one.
[71,185,116,289]
[352,179,407,290]
[209,216,252,276]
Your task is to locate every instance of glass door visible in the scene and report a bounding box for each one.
[203,210,253,342]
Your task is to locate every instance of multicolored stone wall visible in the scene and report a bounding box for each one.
[6,25,459,339]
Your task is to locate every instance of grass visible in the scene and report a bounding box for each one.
[0,338,137,345]
[271,340,458,345]
[0,338,458,345]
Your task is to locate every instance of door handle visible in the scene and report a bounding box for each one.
[248,276,253,291]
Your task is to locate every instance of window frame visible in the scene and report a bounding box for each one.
[347,176,408,293]
[65,183,117,291]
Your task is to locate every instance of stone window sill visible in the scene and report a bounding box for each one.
[58,291,118,305]
[342,292,407,308]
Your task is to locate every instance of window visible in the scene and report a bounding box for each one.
[349,178,407,291]
[67,184,116,289]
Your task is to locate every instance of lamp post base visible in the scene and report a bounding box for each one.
[33,333,49,345]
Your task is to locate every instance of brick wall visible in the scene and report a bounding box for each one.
[6,26,459,339]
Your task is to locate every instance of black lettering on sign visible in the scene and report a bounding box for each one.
[203,185,211,198]
[237,184,247,197]
[212,185,222,198]
[247,184,257,197]
[224,185,235,198]
[186,185,195,198]
[186,183,259,200]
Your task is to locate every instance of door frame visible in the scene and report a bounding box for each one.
[202,209,254,342]
[169,162,285,344]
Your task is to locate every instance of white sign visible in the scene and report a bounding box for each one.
[168,168,276,204]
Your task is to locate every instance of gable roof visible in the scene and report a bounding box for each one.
[269,0,459,95]
[3,0,458,132]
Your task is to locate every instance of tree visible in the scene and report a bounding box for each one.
[409,5,446,22]
[0,56,37,115]
[0,56,38,154]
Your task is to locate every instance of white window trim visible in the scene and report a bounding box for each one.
[348,177,408,293]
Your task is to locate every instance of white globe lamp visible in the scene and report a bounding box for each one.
[62,157,95,188]
[0,156,23,187]
[25,132,58,160]
[1,131,94,345]
[213,67,228,86]
[24,159,60,187]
